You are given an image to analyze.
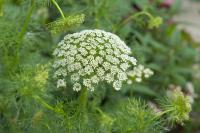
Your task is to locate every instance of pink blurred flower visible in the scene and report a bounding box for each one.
[160,0,175,8]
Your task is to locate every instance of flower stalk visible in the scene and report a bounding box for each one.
[113,11,152,33]
[17,0,35,43]
[33,95,55,111]
[0,0,4,16]
[79,87,88,121]
[113,11,162,33]
[16,0,35,65]
[153,108,174,120]
[51,0,65,19]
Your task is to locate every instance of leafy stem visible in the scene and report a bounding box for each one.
[51,0,65,19]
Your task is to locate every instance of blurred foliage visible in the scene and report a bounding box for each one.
[0,0,200,133]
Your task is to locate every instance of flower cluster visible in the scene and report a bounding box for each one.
[162,88,191,125]
[53,29,137,91]
[127,65,154,84]
[148,16,163,29]
[34,64,49,89]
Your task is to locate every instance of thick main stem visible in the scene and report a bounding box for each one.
[79,87,88,111]
[79,87,88,121]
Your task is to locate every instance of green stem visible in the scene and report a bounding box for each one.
[16,0,35,64]
[17,0,35,43]
[33,95,55,111]
[79,87,88,121]
[79,87,88,111]
[0,0,4,16]
[153,108,174,120]
[51,0,65,19]
[113,11,153,33]
[33,95,66,121]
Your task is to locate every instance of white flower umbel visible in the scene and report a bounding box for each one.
[127,65,154,84]
[53,29,137,91]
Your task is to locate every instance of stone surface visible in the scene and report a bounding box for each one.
[174,0,200,42]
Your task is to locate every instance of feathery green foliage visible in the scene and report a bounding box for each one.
[113,98,163,133]
[47,14,85,34]
[0,0,199,133]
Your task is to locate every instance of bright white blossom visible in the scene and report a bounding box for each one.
[53,29,138,91]
[57,79,66,88]
[127,65,154,84]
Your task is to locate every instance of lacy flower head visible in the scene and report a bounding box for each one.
[127,65,154,84]
[53,29,137,91]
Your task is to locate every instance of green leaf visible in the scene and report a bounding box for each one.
[133,84,157,96]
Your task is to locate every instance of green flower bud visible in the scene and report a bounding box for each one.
[160,89,191,125]
[148,17,163,29]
